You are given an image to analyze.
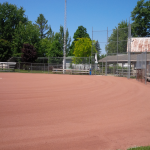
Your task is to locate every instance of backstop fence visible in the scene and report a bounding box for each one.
[92,24,132,77]
[136,52,150,84]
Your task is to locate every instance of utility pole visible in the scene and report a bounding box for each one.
[63,0,67,74]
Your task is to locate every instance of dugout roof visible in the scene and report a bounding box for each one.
[99,54,150,63]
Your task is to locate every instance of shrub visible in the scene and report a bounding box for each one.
[21,43,37,62]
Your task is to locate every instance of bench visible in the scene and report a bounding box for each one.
[52,68,89,75]
[52,68,64,73]
[71,70,89,75]
[0,62,16,72]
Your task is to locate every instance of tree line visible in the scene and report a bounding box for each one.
[0,2,101,62]
[1,0,149,62]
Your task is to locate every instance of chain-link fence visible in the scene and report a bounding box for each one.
[92,25,132,77]
[48,57,90,75]
[15,62,49,73]
[1,57,90,75]
[136,52,150,84]
[0,62,16,72]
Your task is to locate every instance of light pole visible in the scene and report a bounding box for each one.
[63,0,67,74]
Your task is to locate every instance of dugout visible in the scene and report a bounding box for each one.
[98,53,150,77]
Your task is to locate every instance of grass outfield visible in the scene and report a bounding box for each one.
[0,69,53,74]
[0,69,90,75]
[127,146,150,150]
[15,69,51,73]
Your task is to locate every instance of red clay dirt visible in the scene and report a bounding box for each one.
[0,73,150,150]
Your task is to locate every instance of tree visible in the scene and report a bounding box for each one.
[131,0,150,37]
[69,26,90,56]
[35,14,50,39]
[46,27,54,40]
[38,27,55,57]
[100,54,106,59]
[95,40,101,55]
[0,39,12,61]
[94,40,101,60]
[0,2,27,42]
[21,43,37,62]
[73,26,90,40]
[40,26,71,58]
[46,33,63,57]
[39,37,52,57]
[58,25,71,56]
[105,20,128,54]
[74,38,96,57]
[12,21,40,57]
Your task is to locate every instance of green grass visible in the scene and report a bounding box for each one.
[14,69,51,74]
[0,69,53,74]
[0,68,14,72]
[130,76,136,79]
[127,146,150,150]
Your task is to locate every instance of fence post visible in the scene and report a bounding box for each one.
[145,50,147,85]
[8,63,10,72]
[102,61,103,75]
[117,27,118,77]
[122,63,123,76]
[19,62,20,72]
[99,63,100,75]
[128,23,131,79]
[89,56,90,75]
[105,58,107,76]
[105,27,108,76]
[94,63,96,75]
[7,62,8,71]
[48,56,49,74]
[2,62,3,71]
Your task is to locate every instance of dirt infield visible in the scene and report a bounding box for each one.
[0,73,150,150]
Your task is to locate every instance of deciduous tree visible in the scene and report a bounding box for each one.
[131,0,150,37]
[0,2,27,42]
[12,21,40,57]
[105,20,128,54]
[0,39,12,61]
[46,33,63,57]
[69,26,90,56]
[74,38,96,57]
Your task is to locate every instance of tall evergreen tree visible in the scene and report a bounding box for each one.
[59,25,71,56]
[95,40,101,55]
[35,14,50,39]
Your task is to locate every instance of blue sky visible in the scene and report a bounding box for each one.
[0,0,145,54]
